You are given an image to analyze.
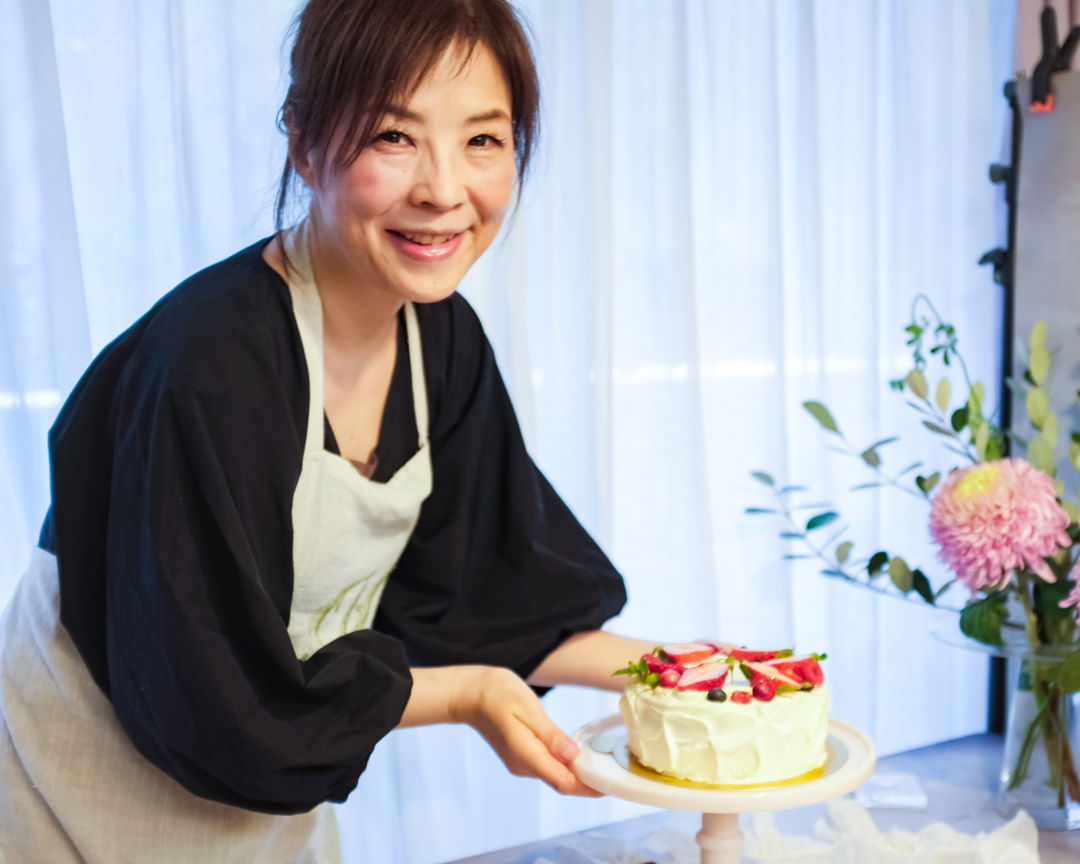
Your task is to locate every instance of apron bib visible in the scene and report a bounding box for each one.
[0,222,432,860]
[283,219,433,660]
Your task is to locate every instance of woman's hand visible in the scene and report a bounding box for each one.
[399,665,600,797]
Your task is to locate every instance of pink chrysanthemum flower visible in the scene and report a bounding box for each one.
[929,458,1070,592]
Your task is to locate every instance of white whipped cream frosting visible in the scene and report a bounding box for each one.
[619,681,829,785]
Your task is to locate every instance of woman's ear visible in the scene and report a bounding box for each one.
[288,131,318,190]
[283,104,318,189]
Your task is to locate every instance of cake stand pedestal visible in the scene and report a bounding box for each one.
[571,714,876,864]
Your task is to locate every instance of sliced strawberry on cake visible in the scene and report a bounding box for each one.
[675,661,729,691]
[726,647,786,662]
[661,642,719,666]
[762,654,825,688]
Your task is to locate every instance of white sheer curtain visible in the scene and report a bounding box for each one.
[2,1,1017,862]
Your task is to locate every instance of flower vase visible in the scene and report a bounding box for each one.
[998,656,1080,829]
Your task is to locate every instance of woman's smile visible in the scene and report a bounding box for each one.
[386,228,465,261]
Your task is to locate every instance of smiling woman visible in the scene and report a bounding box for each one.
[0,1,648,861]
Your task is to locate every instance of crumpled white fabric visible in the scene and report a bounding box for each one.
[743,799,1041,864]
[529,801,1040,864]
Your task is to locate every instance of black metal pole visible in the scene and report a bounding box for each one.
[987,79,1022,735]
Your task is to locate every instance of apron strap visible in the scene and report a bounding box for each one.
[403,302,430,449]
[280,221,325,456]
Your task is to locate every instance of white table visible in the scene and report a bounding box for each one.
[445,733,1080,864]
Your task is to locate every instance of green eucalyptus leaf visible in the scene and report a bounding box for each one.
[782,554,812,560]
[976,422,989,461]
[867,551,889,577]
[935,378,951,413]
[1069,441,1080,473]
[1026,387,1050,428]
[803,401,840,434]
[744,507,775,514]
[950,406,969,432]
[906,369,929,400]
[806,512,840,532]
[836,541,853,564]
[820,568,848,579]
[866,436,900,450]
[888,556,913,592]
[912,569,935,604]
[1030,345,1050,385]
[1031,320,1048,351]
[922,420,954,437]
[860,448,881,468]
[779,531,805,539]
[751,471,775,486]
[1027,437,1055,476]
[985,434,1004,461]
[970,381,985,409]
[1056,649,1080,694]
[959,593,1007,648]
[1042,413,1059,449]
[916,472,941,496]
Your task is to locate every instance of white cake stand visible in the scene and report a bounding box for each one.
[571,714,876,864]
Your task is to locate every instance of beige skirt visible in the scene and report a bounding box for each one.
[0,549,340,863]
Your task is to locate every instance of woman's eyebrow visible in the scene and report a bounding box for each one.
[466,109,511,124]
[383,106,511,125]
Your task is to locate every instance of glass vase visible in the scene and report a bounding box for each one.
[998,655,1080,830]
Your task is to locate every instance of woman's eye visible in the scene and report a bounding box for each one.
[468,134,503,148]
[377,130,407,145]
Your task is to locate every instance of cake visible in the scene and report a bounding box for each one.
[615,642,829,786]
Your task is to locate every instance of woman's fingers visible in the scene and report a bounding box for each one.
[500,715,600,796]
[467,667,602,797]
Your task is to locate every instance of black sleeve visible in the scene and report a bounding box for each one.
[374,295,627,681]
[46,250,412,815]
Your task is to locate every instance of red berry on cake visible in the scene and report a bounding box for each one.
[730,690,753,704]
[642,653,682,675]
[750,673,778,701]
[658,669,682,688]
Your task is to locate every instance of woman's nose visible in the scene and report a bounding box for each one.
[409,151,466,210]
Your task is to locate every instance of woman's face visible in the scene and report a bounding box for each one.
[302,42,517,305]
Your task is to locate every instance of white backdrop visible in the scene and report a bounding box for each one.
[1,1,1017,862]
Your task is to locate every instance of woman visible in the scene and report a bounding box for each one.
[0,0,654,860]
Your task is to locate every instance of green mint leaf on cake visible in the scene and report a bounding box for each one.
[774,648,794,658]
[645,672,660,688]
[812,652,828,661]
[613,658,649,680]
[775,684,802,695]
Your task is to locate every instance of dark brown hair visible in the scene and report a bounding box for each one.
[275,0,540,229]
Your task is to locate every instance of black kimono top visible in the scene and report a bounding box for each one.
[38,238,627,815]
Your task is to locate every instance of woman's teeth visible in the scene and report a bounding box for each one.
[398,231,456,246]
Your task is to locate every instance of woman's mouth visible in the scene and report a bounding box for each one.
[387,229,465,262]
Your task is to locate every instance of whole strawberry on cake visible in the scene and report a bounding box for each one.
[615,642,828,786]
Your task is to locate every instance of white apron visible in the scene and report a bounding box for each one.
[0,222,432,862]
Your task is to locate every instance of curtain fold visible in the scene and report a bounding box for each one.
[1,2,1017,862]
